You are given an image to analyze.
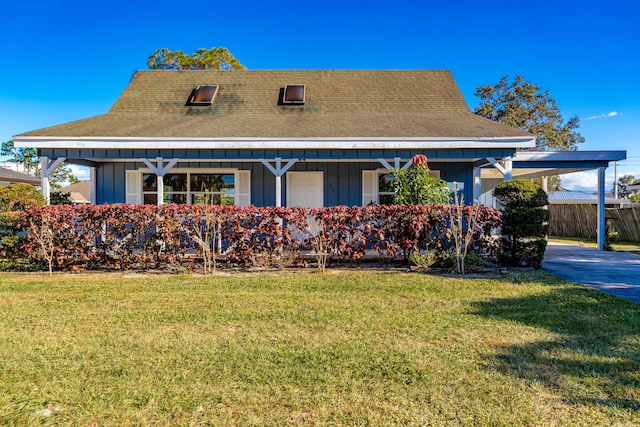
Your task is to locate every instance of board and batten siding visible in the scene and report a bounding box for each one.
[96,161,474,206]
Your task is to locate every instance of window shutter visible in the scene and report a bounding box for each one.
[362,170,377,206]
[125,170,140,204]
[237,170,251,207]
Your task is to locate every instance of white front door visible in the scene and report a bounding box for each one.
[287,172,324,208]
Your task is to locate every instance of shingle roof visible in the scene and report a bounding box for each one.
[0,166,40,185]
[17,70,532,139]
[52,180,90,203]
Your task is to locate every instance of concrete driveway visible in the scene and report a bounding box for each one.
[542,242,640,303]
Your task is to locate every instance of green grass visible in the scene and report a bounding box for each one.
[1,271,640,426]
[549,235,640,253]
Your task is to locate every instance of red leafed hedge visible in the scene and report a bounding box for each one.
[9,204,501,272]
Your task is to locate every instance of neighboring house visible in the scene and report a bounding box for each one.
[548,190,629,208]
[12,70,537,207]
[0,166,40,186]
[52,181,91,205]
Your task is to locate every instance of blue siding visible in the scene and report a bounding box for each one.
[95,160,475,206]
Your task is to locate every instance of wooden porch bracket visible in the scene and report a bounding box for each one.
[259,157,298,207]
[40,156,66,205]
[377,157,412,171]
[140,157,180,206]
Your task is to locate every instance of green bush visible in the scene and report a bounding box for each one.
[493,179,549,268]
[0,183,44,212]
[0,184,45,259]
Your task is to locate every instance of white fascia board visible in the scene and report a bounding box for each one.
[513,150,627,162]
[14,136,536,150]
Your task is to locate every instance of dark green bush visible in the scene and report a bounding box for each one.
[493,179,549,268]
[0,184,45,260]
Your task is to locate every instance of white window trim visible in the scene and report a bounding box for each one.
[137,167,245,205]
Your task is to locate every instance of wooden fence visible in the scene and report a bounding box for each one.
[549,204,640,242]
[549,205,598,239]
[606,205,640,242]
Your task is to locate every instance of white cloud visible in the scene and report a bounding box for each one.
[583,111,618,121]
[560,171,598,192]
[559,169,622,194]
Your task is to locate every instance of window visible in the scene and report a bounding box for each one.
[283,84,305,104]
[142,172,235,205]
[187,85,219,106]
[362,168,441,206]
[378,172,395,205]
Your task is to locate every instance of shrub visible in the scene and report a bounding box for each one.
[391,154,451,205]
[493,179,549,268]
[11,204,502,273]
[0,184,45,263]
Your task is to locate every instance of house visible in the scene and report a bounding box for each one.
[52,180,91,205]
[13,70,536,208]
[12,69,626,249]
[0,166,40,186]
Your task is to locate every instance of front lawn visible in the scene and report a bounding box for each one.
[1,271,639,425]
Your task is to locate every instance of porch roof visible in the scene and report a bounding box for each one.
[480,150,627,179]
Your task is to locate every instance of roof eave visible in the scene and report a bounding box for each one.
[14,136,537,150]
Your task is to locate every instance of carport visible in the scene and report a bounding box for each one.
[475,150,627,251]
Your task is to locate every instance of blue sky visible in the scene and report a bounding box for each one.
[1,0,638,191]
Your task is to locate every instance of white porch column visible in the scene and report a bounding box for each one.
[259,157,298,207]
[39,156,66,205]
[541,176,549,192]
[597,166,606,251]
[473,167,482,203]
[89,166,97,204]
[504,158,513,181]
[140,157,180,206]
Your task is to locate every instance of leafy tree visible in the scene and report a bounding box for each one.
[613,174,638,199]
[391,155,451,205]
[1,140,39,175]
[50,191,73,205]
[533,175,563,191]
[474,75,584,152]
[148,47,245,70]
[1,140,78,189]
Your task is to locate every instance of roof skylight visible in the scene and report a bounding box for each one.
[187,85,219,106]
[283,84,306,104]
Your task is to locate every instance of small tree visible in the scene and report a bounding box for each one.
[28,208,56,276]
[493,179,549,268]
[392,155,451,205]
[447,191,481,274]
[613,174,638,200]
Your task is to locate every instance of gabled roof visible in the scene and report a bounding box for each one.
[16,70,533,144]
[53,180,90,204]
[0,166,40,185]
